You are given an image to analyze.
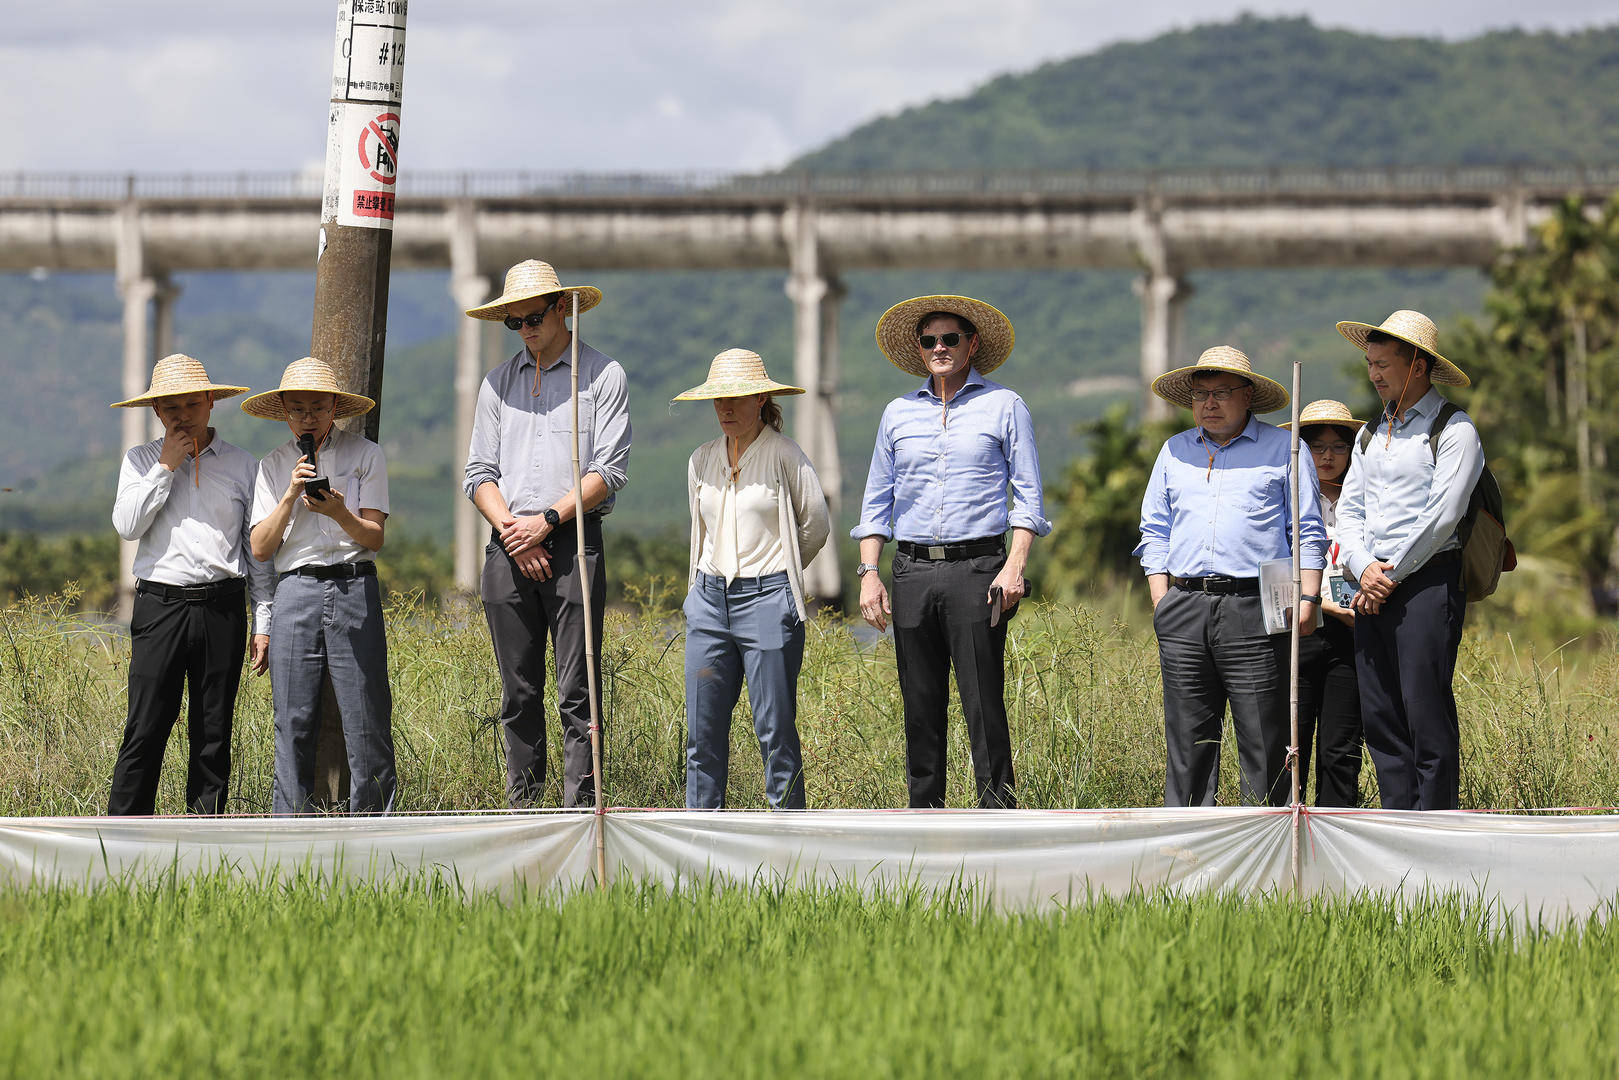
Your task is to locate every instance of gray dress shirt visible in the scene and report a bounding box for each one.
[113,434,275,631]
[462,341,632,516]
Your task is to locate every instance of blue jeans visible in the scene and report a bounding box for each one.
[269,572,396,815]
[683,571,806,809]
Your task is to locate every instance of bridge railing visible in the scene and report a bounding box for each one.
[3,165,1617,202]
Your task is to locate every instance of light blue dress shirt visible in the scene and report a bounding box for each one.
[1136,414,1328,577]
[1335,387,1484,584]
[853,369,1050,543]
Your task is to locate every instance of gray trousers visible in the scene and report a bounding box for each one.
[269,573,395,814]
[481,522,605,808]
[1152,587,1289,807]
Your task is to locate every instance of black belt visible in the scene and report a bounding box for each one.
[281,561,377,581]
[896,537,1004,561]
[136,578,245,602]
[1172,574,1259,596]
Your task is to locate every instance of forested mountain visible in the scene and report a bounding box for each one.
[2,16,1613,545]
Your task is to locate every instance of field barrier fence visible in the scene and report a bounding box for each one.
[4,807,1619,922]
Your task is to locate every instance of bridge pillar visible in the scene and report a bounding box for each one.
[785,203,844,608]
[1135,270,1191,423]
[115,203,153,622]
[449,204,491,595]
[148,278,181,442]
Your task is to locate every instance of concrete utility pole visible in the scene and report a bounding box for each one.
[308,0,407,803]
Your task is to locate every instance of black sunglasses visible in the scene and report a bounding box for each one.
[503,299,559,331]
[918,332,971,350]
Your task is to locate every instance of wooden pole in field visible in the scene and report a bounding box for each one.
[570,292,608,884]
[1288,361,1303,896]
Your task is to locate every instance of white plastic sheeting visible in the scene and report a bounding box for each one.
[4,808,1619,921]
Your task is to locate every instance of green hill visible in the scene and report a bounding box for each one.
[3,15,1615,554]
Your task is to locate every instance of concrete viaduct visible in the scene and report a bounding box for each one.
[2,164,1614,606]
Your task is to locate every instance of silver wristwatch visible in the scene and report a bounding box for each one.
[855,562,880,578]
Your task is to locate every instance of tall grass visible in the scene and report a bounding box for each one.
[2,588,1618,814]
[0,875,1615,1077]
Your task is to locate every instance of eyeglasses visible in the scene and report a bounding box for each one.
[284,404,334,421]
[504,300,559,331]
[1189,386,1246,403]
[1308,441,1352,455]
[918,332,970,350]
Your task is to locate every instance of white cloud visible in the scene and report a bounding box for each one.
[0,1,1613,174]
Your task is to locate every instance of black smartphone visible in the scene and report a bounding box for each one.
[295,434,331,500]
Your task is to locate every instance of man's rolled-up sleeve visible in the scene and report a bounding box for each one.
[851,407,898,541]
[1294,450,1329,571]
[462,376,503,500]
[1005,397,1051,537]
[587,361,631,491]
[1134,444,1172,575]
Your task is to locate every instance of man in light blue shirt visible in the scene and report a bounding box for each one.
[1137,347,1327,807]
[1335,311,1483,811]
[854,295,1049,808]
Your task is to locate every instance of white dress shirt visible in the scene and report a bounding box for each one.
[113,434,274,630]
[252,426,390,574]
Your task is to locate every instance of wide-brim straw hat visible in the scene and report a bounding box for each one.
[874,295,1015,378]
[464,260,603,321]
[673,348,805,402]
[240,357,376,421]
[1151,346,1290,414]
[110,354,248,408]
[1280,399,1367,432]
[1335,309,1469,387]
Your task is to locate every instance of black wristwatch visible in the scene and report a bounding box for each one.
[542,508,561,528]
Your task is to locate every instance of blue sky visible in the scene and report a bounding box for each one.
[2,1,1614,174]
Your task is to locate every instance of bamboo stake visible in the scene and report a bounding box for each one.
[1288,360,1303,898]
[570,291,608,886]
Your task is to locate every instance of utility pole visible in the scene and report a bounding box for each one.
[307,0,407,805]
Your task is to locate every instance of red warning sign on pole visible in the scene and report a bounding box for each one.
[325,104,402,228]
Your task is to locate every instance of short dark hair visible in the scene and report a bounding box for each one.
[915,311,977,337]
[761,398,784,432]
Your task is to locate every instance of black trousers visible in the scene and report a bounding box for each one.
[1355,557,1465,811]
[481,521,606,808]
[1296,617,1363,807]
[1153,588,1290,807]
[108,583,247,815]
[891,550,1016,809]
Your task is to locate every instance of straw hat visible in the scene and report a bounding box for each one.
[464,260,603,321]
[874,295,1015,378]
[240,357,376,421]
[1280,399,1366,432]
[673,349,805,402]
[110,354,248,408]
[1335,309,1469,387]
[1151,346,1290,414]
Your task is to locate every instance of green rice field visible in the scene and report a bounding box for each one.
[1,875,1615,1077]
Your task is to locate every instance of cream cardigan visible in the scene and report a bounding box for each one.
[686,427,831,620]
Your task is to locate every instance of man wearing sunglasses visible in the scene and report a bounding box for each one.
[854,295,1049,809]
[1136,347,1327,808]
[462,260,631,809]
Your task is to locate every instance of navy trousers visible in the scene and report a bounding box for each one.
[684,571,806,809]
[1296,618,1363,807]
[1354,557,1465,810]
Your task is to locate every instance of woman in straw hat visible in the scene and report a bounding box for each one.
[674,349,830,809]
[462,259,629,809]
[853,295,1049,810]
[1136,345,1328,807]
[107,354,273,816]
[243,357,396,815]
[1283,400,1366,807]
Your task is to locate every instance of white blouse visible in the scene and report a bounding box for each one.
[687,427,831,620]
